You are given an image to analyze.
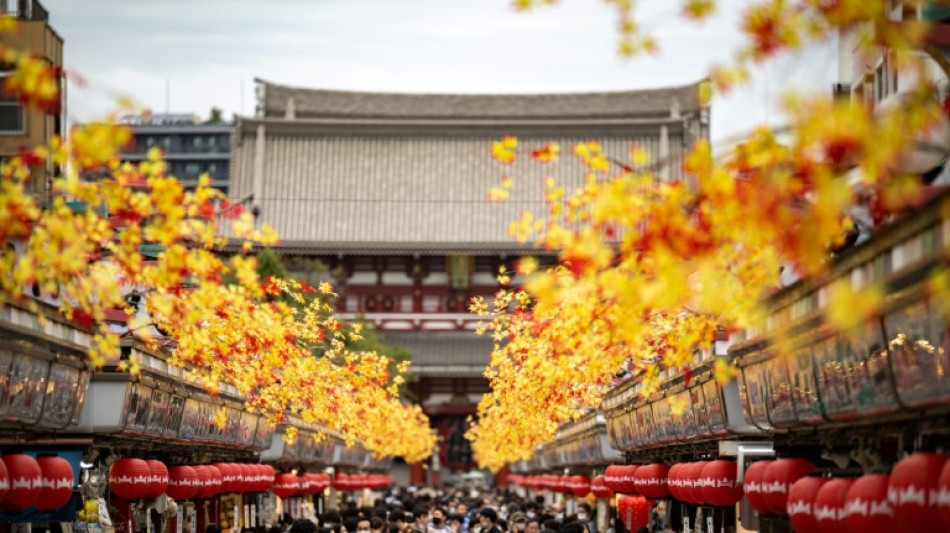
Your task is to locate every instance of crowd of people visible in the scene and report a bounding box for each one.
[209,485,651,533]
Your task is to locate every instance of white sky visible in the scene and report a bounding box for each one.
[43,0,838,145]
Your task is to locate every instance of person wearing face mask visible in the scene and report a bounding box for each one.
[575,503,596,533]
[507,513,528,533]
[428,510,450,533]
[355,519,373,533]
[478,508,501,533]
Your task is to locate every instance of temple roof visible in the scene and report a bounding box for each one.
[257,78,704,121]
[230,80,708,247]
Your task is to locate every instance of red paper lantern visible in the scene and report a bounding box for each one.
[701,460,742,507]
[617,494,649,532]
[814,478,853,533]
[273,472,299,499]
[939,460,950,529]
[254,465,268,492]
[261,464,275,492]
[569,475,591,497]
[843,474,895,533]
[667,463,686,501]
[763,458,816,515]
[0,459,8,504]
[604,465,624,492]
[206,465,223,497]
[332,472,350,491]
[191,466,211,499]
[108,458,150,501]
[787,476,827,533]
[888,452,949,533]
[35,455,74,511]
[618,465,638,493]
[686,462,710,504]
[166,465,199,500]
[142,460,168,500]
[238,464,253,492]
[212,463,235,493]
[591,475,613,499]
[295,474,311,496]
[744,460,774,514]
[1,454,41,511]
[636,463,670,499]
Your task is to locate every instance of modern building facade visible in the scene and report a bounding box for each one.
[229,78,709,481]
[119,113,233,194]
[0,0,63,198]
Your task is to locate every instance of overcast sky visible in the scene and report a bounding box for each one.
[43,0,838,145]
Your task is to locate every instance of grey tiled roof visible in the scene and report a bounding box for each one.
[230,133,692,244]
[258,79,703,120]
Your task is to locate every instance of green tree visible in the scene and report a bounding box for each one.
[204,107,224,124]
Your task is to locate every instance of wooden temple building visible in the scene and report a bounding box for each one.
[228,79,709,483]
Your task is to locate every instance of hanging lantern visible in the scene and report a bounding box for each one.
[212,463,235,494]
[633,463,669,499]
[0,458,8,505]
[617,494,649,532]
[814,478,853,533]
[332,472,350,491]
[939,460,950,529]
[888,452,948,533]
[238,464,253,493]
[260,464,276,492]
[686,461,710,504]
[569,475,591,497]
[0,454,41,511]
[141,460,168,500]
[35,455,74,511]
[192,466,212,499]
[591,476,613,499]
[787,476,827,533]
[273,473,299,499]
[166,465,198,500]
[604,465,624,492]
[843,474,895,533]
[763,458,816,516]
[251,464,266,492]
[206,465,223,497]
[295,474,311,496]
[667,463,685,501]
[619,465,639,494]
[744,460,774,514]
[701,460,743,507]
[108,458,150,501]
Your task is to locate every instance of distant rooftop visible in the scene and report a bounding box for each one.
[255,78,704,121]
[120,113,232,128]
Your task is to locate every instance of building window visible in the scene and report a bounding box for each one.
[0,72,25,135]
[184,162,201,177]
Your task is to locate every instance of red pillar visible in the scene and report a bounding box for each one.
[410,462,425,485]
[495,465,510,487]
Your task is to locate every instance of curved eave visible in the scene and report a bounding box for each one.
[234,114,697,137]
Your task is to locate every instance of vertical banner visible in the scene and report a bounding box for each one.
[177,506,183,533]
[189,505,197,533]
